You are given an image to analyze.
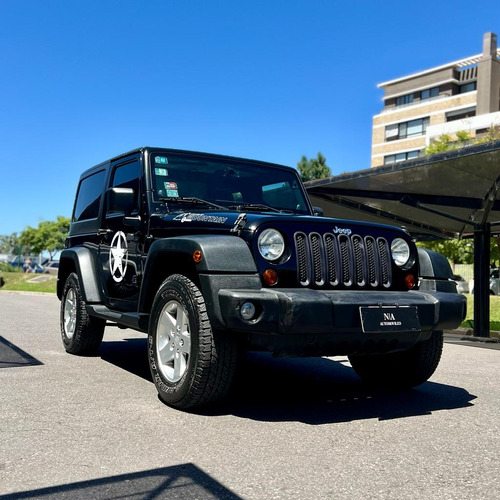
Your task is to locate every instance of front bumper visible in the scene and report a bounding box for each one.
[216,288,467,356]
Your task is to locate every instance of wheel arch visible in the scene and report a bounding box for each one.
[139,235,257,314]
[57,248,102,303]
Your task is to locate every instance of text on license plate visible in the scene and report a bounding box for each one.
[359,306,421,333]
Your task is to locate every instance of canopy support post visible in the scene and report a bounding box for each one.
[473,223,490,337]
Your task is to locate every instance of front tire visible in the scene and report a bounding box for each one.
[148,274,238,410]
[60,273,105,355]
[348,330,444,389]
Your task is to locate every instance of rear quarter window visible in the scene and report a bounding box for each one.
[73,170,106,222]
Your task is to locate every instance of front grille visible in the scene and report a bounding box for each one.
[294,232,392,289]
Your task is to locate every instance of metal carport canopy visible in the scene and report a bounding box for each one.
[305,140,500,337]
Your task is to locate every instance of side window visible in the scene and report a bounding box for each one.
[73,170,106,222]
[110,160,141,213]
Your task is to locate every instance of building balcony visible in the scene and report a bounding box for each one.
[425,111,500,145]
[381,93,451,113]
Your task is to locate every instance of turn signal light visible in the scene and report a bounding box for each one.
[405,273,416,289]
[193,250,203,263]
[262,268,278,286]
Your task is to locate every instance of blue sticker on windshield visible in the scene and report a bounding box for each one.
[155,156,168,165]
[155,168,168,176]
[165,181,179,197]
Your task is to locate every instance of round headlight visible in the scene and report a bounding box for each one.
[258,228,285,261]
[391,238,411,267]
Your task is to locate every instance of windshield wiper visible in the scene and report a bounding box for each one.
[228,203,286,213]
[159,197,227,210]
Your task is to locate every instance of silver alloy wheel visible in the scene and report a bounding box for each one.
[156,299,191,383]
[64,288,77,339]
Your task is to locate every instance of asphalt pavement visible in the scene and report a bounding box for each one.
[0,292,499,499]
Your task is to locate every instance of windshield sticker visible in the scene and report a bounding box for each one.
[155,167,168,176]
[174,213,228,224]
[155,156,168,165]
[165,182,179,197]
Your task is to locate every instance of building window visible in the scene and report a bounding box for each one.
[396,93,414,106]
[384,150,424,165]
[421,87,439,100]
[446,107,476,122]
[459,82,477,93]
[385,117,430,141]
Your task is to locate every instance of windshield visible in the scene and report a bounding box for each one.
[150,152,311,214]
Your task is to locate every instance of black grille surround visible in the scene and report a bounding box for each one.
[294,231,392,289]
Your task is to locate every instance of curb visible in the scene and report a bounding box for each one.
[0,290,57,297]
[447,327,500,340]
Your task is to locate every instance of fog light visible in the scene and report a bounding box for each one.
[240,302,256,320]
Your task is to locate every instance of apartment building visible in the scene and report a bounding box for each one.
[371,32,500,167]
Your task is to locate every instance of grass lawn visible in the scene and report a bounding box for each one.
[461,293,500,332]
[0,271,57,293]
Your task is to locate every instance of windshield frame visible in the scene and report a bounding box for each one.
[146,149,313,215]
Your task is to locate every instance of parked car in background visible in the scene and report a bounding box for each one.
[470,268,500,295]
[452,275,469,294]
[30,263,44,273]
[8,260,44,273]
[44,261,59,274]
[490,268,500,295]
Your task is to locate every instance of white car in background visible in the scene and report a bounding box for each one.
[43,261,59,275]
[470,268,500,295]
[490,269,500,295]
[452,275,469,294]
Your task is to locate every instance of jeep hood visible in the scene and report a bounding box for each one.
[149,209,409,237]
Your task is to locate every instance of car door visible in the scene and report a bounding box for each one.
[99,155,144,310]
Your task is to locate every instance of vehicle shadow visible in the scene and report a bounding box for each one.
[99,337,152,382]
[98,337,477,425]
[215,352,477,424]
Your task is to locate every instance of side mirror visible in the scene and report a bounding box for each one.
[312,206,324,216]
[107,187,135,215]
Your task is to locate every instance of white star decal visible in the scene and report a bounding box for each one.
[109,231,128,282]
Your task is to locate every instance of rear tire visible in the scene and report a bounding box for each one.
[60,273,105,355]
[148,274,238,410]
[348,330,443,389]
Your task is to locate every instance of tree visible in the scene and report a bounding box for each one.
[297,152,332,182]
[424,134,453,155]
[19,216,70,259]
[0,233,21,255]
[424,126,500,156]
[417,237,499,266]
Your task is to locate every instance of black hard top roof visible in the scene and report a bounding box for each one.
[108,147,297,172]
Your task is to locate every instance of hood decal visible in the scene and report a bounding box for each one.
[231,213,247,233]
[173,212,229,224]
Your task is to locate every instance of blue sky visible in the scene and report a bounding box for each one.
[0,0,496,235]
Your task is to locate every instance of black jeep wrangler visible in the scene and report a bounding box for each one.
[58,147,466,409]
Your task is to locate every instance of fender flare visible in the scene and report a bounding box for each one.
[418,248,453,279]
[57,247,102,303]
[418,248,456,293]
[139,234,257,311]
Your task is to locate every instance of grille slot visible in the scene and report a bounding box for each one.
[377,237,391,287]
[294,232,392,289]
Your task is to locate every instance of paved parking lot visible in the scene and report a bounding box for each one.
[1,292,499,499]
